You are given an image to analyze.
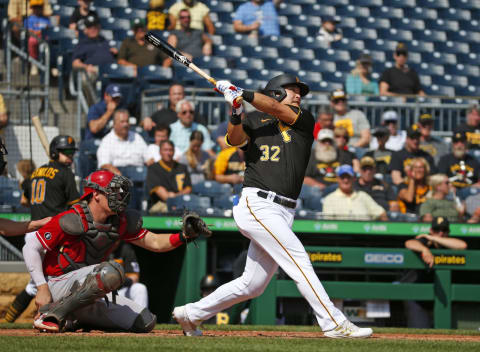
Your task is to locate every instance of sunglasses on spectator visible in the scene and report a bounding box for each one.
[332,98,346,104]
[181,110,194,114]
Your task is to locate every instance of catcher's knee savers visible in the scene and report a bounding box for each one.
[38,261,125,330]
[130,308,157,333]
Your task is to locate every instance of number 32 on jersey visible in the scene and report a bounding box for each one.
[259,121,292,162]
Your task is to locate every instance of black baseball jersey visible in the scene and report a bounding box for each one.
[242,106,314,199]
[454,123,480,150]
[305,149,354,185]
[146,160,192,204]
[388,148,437,176]
[23,160,80,220]
[437,153,480,188]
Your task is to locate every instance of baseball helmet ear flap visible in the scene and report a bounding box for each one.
[264,74,310,102]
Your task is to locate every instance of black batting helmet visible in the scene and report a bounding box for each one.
[200,274,220,291]
[264,74,309,102]
[49,135,77,160]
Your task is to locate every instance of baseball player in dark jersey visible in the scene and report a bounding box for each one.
[173,74,373,338]
[22,169,201,333]
[5,135,81,323]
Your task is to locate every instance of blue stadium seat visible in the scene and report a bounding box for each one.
[322,0,349,5]
[407,52,422,65]
[89,6,112,18]
[222,33,258,48]
[130,0,150,10]
[356,17,390,30]
[435,41,469,55]
[426,85,455,97]
[296,37,330,50]
[413,29,447,42]
[77,139,101,179]
[456,53,480,66]
[456,86,480,97]
[342,28,377,41]
[369,6,404,19]
[302,195,323,212]
[422,52,456,65]
[237,78,268,91]
[280,47,315,61]
[282,25,310,38]
[403,7,438,20]
[214,22,235,35]
[431,75,468,88]
[195,56,228,70]
[437,8,472,21]
[390,18,425,31]
[335,5,370,18]
[288,15,322,28]
[447,30,478,43]
[247,69,283,82]
[419,74,432,86]
[95,0,128,8]
[409,40,434,53]
[335,61,355,73]
[214,12,234,24]
[301,4,335,17]
[111,8,147,19]
[289,0,317,4]
[210,68,248,81]
[457,187,480,201]
[43,27,76,41]
[263,58,301,72]
[99,63,136,81]
[458,20,480,32]
[418,63,445,76]
[234,57,264,70]
[215,45,243,59]
[209,1,234,13]
[301,59,336,73]
[100,17,131,30]
[312,81,343,92]
[296,209,320,220]
[387,212,418,222]
[52,5,75,27]
[192,180,233,198]
[259,36,294,49]
[364,39,397,52]
[339,17,357,29]
[56,38,79,101]
[330,39,365,51]
[277,3,302,16]
[382,0,416,7]
[354,0,382,6]
[424,19,460,32]
[322,71,347,84]
[100,29,114,41]
[315,48,350,62]
[174,65,209,83]
[299,184,323,200]
[449,0,477,9]
[166,194,211,213]
[243,46,278,60]
[213,195,235,210]
[417,0,449,8]
[111,29,131,42]
[377,29,413,42]
[298,70,322,86]
[138,65,173,88]
[444,64,480,77]
[117,166,147,211]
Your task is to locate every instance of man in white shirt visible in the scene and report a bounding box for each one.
[146,124,182,164]
[97,109,149,174]
[370,110,406,151]
[169,99,215,157]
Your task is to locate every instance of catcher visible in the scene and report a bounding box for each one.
[22,169,211,333]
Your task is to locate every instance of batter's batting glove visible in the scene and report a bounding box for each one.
[224,87,244,109]
[215,80,237,94]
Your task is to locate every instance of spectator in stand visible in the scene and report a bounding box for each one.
[0,94,7,130]
[178,131,212,185]
[404,217,467,328]
[454,104,480,156]
[165,9,212,67]
[18,159,36,207]
[313,105,334,140]
[168,0,215,35]
[214,146,245,186]
[8,0,53,43]
[333,126,360,172]
[370,110,406,152]
[142,83,208,133]
[397,157,431,215]
[345,54,379,96]
[420,174,463,223]
[146,140,192,213]
[317,16,342,45]
[417,113,449,164]
[233,0,280,37]
[365,127,395,178]
[69,0,96,35]
[323,165,388,221]
[438,131,480,189]
[146,124,182,165]
[23,0,51,76]
[96,109,149,175]
[85,84,122,141]
[466,190,480,223]
[354,156,399,212]
[170,99,215,157]
[330,89,371,149]
[72,15,116,79]
[118,18,168,74]
[147,0,170,32]
[304,129,354,191]
[389,125,436,185]
[379,43,425,97]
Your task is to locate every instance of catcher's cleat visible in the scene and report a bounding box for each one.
[324,320,373,338]
[33,313,60,333]
[172,305,202,336]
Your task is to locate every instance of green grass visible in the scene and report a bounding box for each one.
[0,324,479,352]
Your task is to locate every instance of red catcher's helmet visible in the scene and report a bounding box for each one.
[80,170,132,213]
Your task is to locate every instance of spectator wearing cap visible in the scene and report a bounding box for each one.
[389,125,436,185]
[304,129,355,191]
[313,105,334,140]
[365,126,395,177]
[165,9,212,67]
[233,0,280,37]
[322,165,388,221]
[317,16,342,45]
[147,0,170,32]
[417,113,449,164]
[404,216,466,328]
[169,0,215,35]
[72,15,116,77]
[419,174,463,223]
[370,110,406,152]
[379,43,425,97]
[397,157,431,215]
[84,84,123,141]
[69,0,96,35]
[354,156,399,212]
[438,131,480,189]
[453,104,480,155]
[345,54,379,96]
[23,0,51,75]
[118,18,169,74]
[330,89,371,149]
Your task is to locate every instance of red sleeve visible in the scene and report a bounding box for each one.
[313,123,321,139]
[35,211,73,251]
[122,228,148,242]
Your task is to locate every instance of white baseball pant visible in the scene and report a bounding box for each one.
[185,187,346,331]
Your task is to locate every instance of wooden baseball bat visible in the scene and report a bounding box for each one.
[31,115,50,157]
[145,32,243,106]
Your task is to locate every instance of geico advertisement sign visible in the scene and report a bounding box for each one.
[364,252,404,264]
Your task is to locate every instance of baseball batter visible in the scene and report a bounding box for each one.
[22,169,209,333]
[173,74,373,338]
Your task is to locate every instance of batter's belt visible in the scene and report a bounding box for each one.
[257,191,296,209]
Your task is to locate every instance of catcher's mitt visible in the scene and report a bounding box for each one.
[181,211,212,242]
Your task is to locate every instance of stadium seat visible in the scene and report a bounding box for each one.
[354,0,382,6]
[457,187,480,201]
[447,30,478,43]
[435,41,469,55]
[43,27,76,41]
[369,6,404,19]
[264,58,301,73]
[431,75,468,88]
[422,52,456,65]
[166,194,211,213]
[298,71,322,86]
[330,39,365,51]
[296,37,330,50]
[99,63,136,81]
[413,29,447,42]
[456,86,480,97]
[301,59,336,73]
[315,48,350,62]
[296,209,320,220]
[111,8,147,20]
[322,0,349,5]
[363,39,397,52]
[427,85,455,97]
[222,33,258,48]
[280,47,315,61]
[438,8,471,21]
[342,28,377,41]
[100,17,130,31]
[130,0,150,10]
[387,212,418,222]
[52,5,75,27]
[383,0,416,7]
[209,0,234,13]
[117,166,147,211]
[213,195,235,210]
[99,29,114,41]
[301,4,335,17]
[193,181,233,198]
[282,25,310,38]
[424,19,460,32]
[214,22,235,35]
[409,40,434,53]
[458,20,480,32]
[299,184,323,200]
[444,64,480,77]
[390,18,425,31]
[377,29,413,42]
[236,79,268,92]
[403,7,438,20]
[419,74,432,86]
[277,3,302,16]
[456,53,480,66]
[335,5,370,18]
[289,0,317,4]
[195,56,228,70]
[339,17,357,29]
[260,36,294,49]
[210,68,248,81]
[215,45,243,59]
[322,71,347,84]
[234,57,264,71]
[95,0,128,8]
[302,195,323,212]
[288,15,322,28]
[138,65,173,87]
[89,6,112,18]
[356,17,390,30]
[243,46,279,60]
[449,0,477,9]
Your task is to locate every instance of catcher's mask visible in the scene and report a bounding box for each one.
[264,73,310,102]
[80,170,132,213]
[0,137,7,175]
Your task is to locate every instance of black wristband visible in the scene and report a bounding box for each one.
[242,90,254,103]
[230,112,242,125]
